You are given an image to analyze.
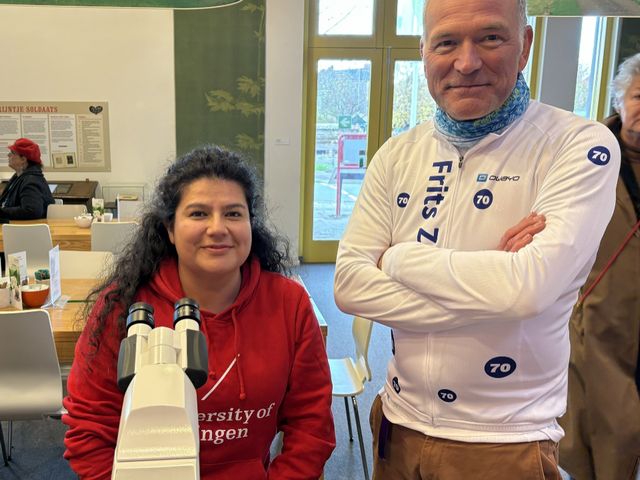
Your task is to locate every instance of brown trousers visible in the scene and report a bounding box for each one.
[370,395,561,480]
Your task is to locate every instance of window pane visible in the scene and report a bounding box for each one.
[573,17,603,118]
[392,60,436,136]
[396,0,424,36]
[318,0,374,36]
[313,59,371,240]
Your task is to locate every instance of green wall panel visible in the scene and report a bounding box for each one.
[174,1,264,172]
[0,0,242,7]
[528,0,640,15]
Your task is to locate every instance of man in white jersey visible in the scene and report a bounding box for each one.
[334,0,620,478]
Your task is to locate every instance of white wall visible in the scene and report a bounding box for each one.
[0,5,176,197]
[264,0,305,259]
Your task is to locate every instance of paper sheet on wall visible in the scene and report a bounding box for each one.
[0,102,110,171]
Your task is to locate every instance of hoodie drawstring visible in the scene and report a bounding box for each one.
[202,320,217,380]
[231,308,247,401]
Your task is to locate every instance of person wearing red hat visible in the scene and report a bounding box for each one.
[0,138,54,219]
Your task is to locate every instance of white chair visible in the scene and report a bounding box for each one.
[117,197,144,221]
[91,221,138,254]
[59,250,114,279]
[0,310,63,466]
[2,224,53,276]
[329,316,373,480]
[46,204,87,219]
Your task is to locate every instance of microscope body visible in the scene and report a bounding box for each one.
[112,300,208,480]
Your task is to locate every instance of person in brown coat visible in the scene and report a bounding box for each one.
[559,53,640,480]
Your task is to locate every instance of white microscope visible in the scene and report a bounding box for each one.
[111,298,208,480]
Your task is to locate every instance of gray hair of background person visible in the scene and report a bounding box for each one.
[421,0,528,38]
[612,53,640,111]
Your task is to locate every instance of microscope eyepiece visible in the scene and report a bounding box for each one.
[173,298,207,388]
[174,297,201,326]
[126,302,155,331]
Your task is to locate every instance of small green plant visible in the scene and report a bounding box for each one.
[35,269,50,281]
[92,198,105,217]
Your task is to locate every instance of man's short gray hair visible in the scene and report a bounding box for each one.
[422,0,528,38]
[612,53,640,111]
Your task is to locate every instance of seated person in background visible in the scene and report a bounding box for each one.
[63,145,335,479]
[0,138,54,220]
[559,52,640,480]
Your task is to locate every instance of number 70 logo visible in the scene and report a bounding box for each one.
[473,189,493,209]
[588,146,610,166]
[484,356,517,378]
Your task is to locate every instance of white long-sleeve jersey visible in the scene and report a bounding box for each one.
[334,101,620,443]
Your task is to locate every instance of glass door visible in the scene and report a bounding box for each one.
[302,0,423,262]
[302,48,382,262]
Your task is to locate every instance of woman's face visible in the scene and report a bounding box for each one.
[7,151,27,173]
[620,75,640,147]
[168,177,252,286]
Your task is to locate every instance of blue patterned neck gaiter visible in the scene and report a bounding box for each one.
[434,73,530,144]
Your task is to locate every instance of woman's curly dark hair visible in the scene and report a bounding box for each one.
[84,145,290,350]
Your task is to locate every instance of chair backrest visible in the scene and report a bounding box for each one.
[2,224,53,276]
[0,310,62,419]
[352,316,373,383]
[59,250,114,279]
[46,203,87,219]
[117,198,144,221]
[91,221,138,253]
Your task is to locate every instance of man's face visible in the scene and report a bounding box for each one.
[421,0,533,121]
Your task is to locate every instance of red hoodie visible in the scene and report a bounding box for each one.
[63,256,335,479]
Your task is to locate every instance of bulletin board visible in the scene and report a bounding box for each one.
[0,101,110,172]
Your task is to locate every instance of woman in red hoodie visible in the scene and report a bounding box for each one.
[63,145,335,479]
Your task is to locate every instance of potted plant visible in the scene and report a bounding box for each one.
[34,268,50,285]
[92,198,105,222]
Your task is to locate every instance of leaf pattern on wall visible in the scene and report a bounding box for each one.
[237,76,264,99]
[202,1,265,158]
[205,90,236,112]
[175,0,265,171]
[236,134,264,152]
